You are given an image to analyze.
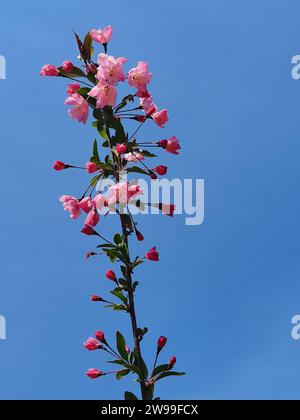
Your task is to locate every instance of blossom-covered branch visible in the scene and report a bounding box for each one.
[41,25,184,401]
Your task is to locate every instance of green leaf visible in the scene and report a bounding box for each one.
[127,166,149,176]
[90,175,101,187]
[97,244,116,249]
[103,107,126,142]
[154,371,186,382]
[87,72,97,84]
[112,304,127,311]
[132,281,139,291]
[83,32,93,61]
[111,289,128,305]
[124,391,138,401]
[132,258,144,270]
[107,360,128,367]
[77,87,91,96]
[116,369,130,380]
[105,249,126,264]
[59,66,86,78]
[114,234,123,245]
[114,95,135,113]
[74,32,85,60]
[152,364,169,377]
[140,150,157,158]
[116,331,129,361]
[92,139,100,163]
[136,354,148,380]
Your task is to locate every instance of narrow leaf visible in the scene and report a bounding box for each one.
[124,391,138,401]
[116,331,129,360]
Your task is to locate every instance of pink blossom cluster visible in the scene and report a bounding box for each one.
[42,24,185,399]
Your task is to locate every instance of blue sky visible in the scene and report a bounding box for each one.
[1,0,300,400]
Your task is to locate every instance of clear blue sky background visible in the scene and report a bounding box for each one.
[1,0,300,400]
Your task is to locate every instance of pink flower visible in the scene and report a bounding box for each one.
[95,331,106,344]
[84,338,101,351]
[67,83,80,96]
[90,25,113,44]
[40,64,59,77]
[154,165,168,176]
[86,162,98,174]
[107,182,143,206]
[140,96,157,116]
[169,356,177,369]
[89,82,117,109]
[62,60,74,73]
[152,109,169,128]
[116,143,127,155]
[53,161,68,171]
[59,195,81,219]
[65,93,89,124]
[96,54,127,84]
[84,209,100,228]
[86,369,104,379]
[106,270,116,281]
[157,336,167,349]
[146,247,159,262]
[128,62,152,97]
[79,197,93,214]
[124,152,145,162]
[93,194,107,210]
[159,137,181,155]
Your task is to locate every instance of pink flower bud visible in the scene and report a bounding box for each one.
[136,230,144,242]
[84,338,101,351]
[62,60,74,73]
[157,336,167,349]
[106,270,116,281]
[116,143,127,155]
[150,172,158,180]
[40,64,59,77]
[91,295,104,302]
[86,369,104,379]
[169,356,177,368]
[81,226,96,236]
[53,161,68,171]
[125,346,130,355]
[95,331,106,344]
[86,162,99,174]
[145,247,159,262]
[155,166,168,176]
